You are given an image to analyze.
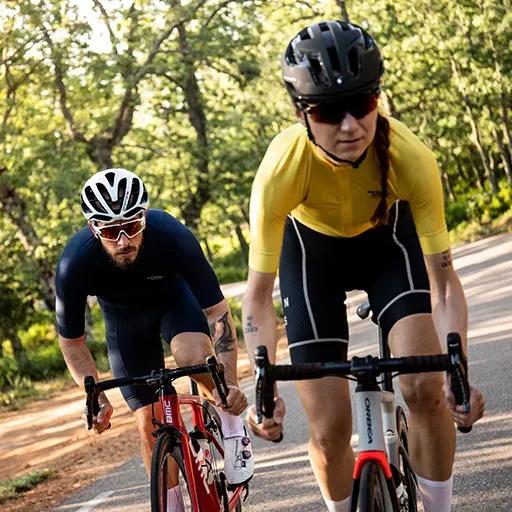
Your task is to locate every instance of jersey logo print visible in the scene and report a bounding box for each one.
[146,275,164,280]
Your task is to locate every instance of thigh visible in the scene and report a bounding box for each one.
[160,280,210,344]
[102,304,164,411]
[279,216,349,363]
[296,377,352,443]
[366,201,432,337]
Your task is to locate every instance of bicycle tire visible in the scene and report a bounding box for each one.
[151,431,193,512]
[356,461,396,512]
[396,407,418,512]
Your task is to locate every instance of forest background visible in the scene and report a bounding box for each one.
[1,0,511,406]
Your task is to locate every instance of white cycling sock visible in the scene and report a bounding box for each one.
[323,495,350,512]
[167,485,185,512]
[416,474,453,512]
[215,407,245,438]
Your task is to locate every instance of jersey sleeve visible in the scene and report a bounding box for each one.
[249,125,309,273]
[174,227,224,309]
[395,130,450,255]
[55,248,88,339]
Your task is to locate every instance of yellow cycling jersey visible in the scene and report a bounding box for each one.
[249,116,449,273]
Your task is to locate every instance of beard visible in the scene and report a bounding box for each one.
[106,242,143,270]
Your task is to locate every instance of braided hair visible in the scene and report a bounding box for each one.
[371,114,391,225]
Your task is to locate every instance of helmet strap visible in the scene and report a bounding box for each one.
[304,114,368,169]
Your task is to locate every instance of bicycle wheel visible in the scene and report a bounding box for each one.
[396,407,417,512]
[356,461,396,512]
[151,431,193,512]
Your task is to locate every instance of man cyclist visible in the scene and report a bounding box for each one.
[56,168,254,506]
[242,21,484,512]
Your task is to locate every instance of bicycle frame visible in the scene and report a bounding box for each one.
[351,373,400,510]
[84,358,246,512]
[157,379,245,512]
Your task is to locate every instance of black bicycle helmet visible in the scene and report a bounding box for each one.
[282,20,383,107]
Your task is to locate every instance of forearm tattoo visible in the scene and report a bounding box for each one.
[441,250,453,268]
[243,315,258,334]
[209,312,235,355]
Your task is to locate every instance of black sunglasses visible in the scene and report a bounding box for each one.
[304,95,379,125]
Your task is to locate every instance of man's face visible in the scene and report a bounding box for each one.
[90,214,146,270]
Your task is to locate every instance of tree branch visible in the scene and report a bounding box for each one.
[109,0,208,146]
[91,0,120,56]
[41,26,88,143]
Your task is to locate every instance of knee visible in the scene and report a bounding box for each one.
[309,419,352,459]
[172,333,212,367]
[135,406,156,441]
[400,373,444,413]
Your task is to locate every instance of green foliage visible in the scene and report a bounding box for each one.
[1,0,512,381]
[212,248,248,284]
[0,469,53,504]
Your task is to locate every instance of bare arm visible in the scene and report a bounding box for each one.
[425,249,485,427]
[241,269,284,440]
[424,249,468,350]
[58,335,112,432]
[241,269,278,370]
[204,298,240,387]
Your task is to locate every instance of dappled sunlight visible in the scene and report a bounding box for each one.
[468,316,512,340]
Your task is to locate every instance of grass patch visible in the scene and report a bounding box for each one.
[0,469,53,503]
[450,208,512,246]
[0,373,73,412]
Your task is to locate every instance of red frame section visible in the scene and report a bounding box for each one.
[353,450,393,480]
[158,392,244,512]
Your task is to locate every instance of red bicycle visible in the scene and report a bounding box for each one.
[85,356,247,511]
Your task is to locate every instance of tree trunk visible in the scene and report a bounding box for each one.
[493,124,512,185]
[176,20,211,230]
[233,222,248,261]
[203,236,214,262]
[336,0,350,21]
[500,93,512,165]
[9,333,27,367]
[240,205,250,226]
[465,104,497,194]
[442,170,455,201]
[0,173,56,309]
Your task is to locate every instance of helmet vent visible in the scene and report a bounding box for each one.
[127,179,140,209]
[347,46,360,77]
[105,171,116,187]
[308,55,328,87]
[85,187,108,214]
[327,46,342,74]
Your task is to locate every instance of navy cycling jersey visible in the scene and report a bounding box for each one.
[55,209,224,339]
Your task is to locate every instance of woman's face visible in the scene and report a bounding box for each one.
[300,105,379,165]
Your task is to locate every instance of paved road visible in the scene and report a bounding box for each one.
[56,234,512,511]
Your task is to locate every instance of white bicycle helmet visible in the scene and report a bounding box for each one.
[80,168,149,222]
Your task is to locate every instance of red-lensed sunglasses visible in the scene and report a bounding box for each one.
[304,94,379,125]
[92,216,146,241]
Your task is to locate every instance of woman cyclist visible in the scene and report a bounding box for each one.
[242,20,484,512]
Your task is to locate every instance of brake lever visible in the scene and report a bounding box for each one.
[254,346,284,443]
[447,333,472,433]
[206,356,229,407]
[84,375,98,430]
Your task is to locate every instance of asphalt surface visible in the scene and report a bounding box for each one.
[56,234,512,511]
